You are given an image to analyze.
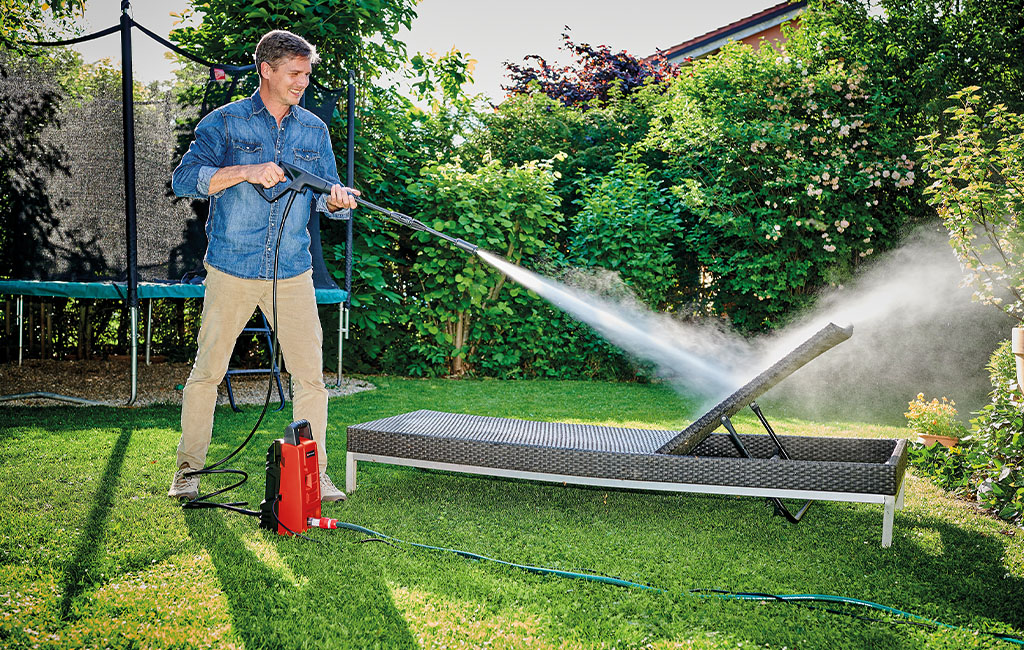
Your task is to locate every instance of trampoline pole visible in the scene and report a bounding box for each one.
[341,70,356,382]
[120,2,139,405]
[145,298,152,365]
[17,295,23,366]
[121,3,139,406]
[129,306,139,405]
[342,302,350,384]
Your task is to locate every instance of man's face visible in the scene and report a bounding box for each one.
[260,55,312,109]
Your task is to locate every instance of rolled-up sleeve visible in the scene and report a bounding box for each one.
[172,110,227,199]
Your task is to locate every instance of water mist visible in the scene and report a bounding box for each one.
[476,225,1012,424]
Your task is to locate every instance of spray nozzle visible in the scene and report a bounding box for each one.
[251,163,481,255]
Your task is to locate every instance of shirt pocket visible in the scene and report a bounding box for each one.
[232,141,263,165]
[292,148,321,169]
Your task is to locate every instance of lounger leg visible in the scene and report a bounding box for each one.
[882,496,895,548]
[346,453,357,494]
[895,481,906,510]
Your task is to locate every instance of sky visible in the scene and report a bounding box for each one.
[71,0,774,101]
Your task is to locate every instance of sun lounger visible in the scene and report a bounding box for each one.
[345,324,908,546]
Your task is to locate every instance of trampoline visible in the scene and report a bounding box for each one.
[1,5,357,404]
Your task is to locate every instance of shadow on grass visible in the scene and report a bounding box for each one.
[185,509,418,649]
[837,506,1024,630]
[59,426,132,620]
[355,465,1024,641]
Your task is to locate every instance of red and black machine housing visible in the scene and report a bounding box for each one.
[259,420,321,535]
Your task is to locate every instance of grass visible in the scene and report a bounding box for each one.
[1,376,1022,649]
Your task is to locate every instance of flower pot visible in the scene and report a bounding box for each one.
[1013,327,1024,393]
[918,434,959,448]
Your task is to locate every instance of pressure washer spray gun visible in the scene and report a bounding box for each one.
[255,161,480,255]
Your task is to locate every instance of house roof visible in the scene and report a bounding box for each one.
[654,1,808,63]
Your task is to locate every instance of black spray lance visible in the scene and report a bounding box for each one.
[255,162,480,254]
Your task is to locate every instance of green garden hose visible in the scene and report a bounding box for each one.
[333,521,1024,646]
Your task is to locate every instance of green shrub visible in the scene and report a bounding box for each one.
[919,88,1024,320]
[403,156,563,376]
[969,340,1024,523]
[568,153,681,307]
[643,42,918,330]
[909,341,1024,524]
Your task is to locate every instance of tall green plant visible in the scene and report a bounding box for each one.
[919,88,1024,320]
[569,153,680,307]
[404,157,562,375]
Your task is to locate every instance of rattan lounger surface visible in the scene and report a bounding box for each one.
[347,409,906,495]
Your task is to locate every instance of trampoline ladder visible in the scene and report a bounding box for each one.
[224,312,286,413]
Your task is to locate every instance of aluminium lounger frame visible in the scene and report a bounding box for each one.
[345,323,909,547]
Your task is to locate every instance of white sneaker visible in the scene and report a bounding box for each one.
[320,473,346,502]
[168,465,200,500]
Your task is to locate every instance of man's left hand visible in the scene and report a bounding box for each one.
[327,185,360,212]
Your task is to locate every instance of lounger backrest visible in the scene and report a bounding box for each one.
[657,322,853,455]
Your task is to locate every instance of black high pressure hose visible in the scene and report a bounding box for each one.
[182,189,299,516]
[181,163,481,514]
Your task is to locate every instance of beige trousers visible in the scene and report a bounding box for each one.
[176,265,329,473]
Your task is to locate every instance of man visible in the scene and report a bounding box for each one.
[168,29,358,502]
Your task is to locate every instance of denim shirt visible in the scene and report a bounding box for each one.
[172,90,351,280]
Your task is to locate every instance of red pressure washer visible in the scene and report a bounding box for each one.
[258,420,332,536]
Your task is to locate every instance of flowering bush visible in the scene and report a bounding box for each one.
[904,393,966,440]
[642,41,919,330]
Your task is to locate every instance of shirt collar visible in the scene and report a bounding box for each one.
[251,88,297,122]
[250,89,267,115]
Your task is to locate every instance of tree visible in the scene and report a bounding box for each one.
[795,0,1024,129]
[503,29,678,109]
[0,0,85,46]
[919,88,1024,321]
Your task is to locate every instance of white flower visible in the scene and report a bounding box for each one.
[831,118,841,127]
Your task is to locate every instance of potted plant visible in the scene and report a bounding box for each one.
[905,393,966,448]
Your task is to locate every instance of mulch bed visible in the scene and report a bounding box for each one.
[0,358,374,407]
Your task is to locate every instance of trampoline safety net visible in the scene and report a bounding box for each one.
[0,49,346,290]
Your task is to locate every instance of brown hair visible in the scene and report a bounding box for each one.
[254,30,320,78]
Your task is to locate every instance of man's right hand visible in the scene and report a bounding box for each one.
[209,163,287,195]
[245,162,287,188]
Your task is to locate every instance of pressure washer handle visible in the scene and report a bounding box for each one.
[252,161,337,203]
[255,162,480,254]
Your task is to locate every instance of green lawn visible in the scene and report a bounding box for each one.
[1,377,1022,649]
